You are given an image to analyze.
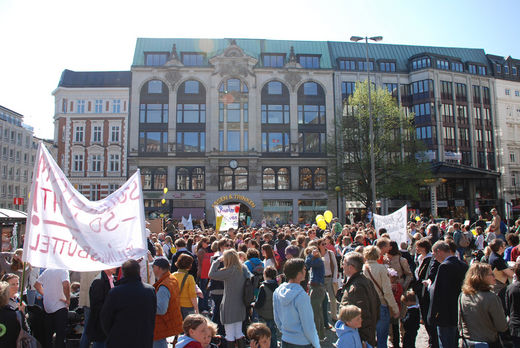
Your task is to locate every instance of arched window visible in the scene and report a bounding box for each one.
[262,167,290,190]
[298,82,326,154]
[299,167,327,190]
[140,167,167,191]
[219,79,249,152]
[139,80,169,154]
[219,166,248,191]
[176,167,205,191]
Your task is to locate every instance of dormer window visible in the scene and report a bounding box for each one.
[504,65,510,74]
[263,54,285,68]
[145,52,169,66]
[436,59,449,70]
[298,55,320,69]
[338,59,356,71]
[411,57,431,70]
[379,61,396,72]
[451,62,463,72]
[182,53,204,66]
[358,61,374,71]
[513,66,518,75]
[496,64,502,73]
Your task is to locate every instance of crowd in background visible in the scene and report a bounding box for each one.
[2,209,520,348]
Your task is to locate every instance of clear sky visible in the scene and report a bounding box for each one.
[1,0,519,139]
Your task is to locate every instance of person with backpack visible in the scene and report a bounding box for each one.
[253,266,279,348]
[453,223,470,261]
[208,249,251,348]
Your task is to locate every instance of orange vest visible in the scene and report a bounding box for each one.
[153,271,183,340]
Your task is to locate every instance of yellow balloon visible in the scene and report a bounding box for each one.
[159,213,164,218]
[317,220,327,230]
[315,214,324,223]
[415,216,421,222]
[163,187,168,194]
[161,198,166,204]
[324,210,333,223]
[471,229,477,236]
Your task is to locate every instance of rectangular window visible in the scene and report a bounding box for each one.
[379,61,396,72]
[298,55,320,69]
[436,59,449,70]
[109,184,120,193]
[505,66,510,74]
[92,125,102,143]
[145,53,169,66]
[261,132,290,152]
[338,59,356,71]
[263,54,284,68]
[358,61,374,71]
[176,104,205,123]
[511,152,516,163]
[506,89,511,96]
[112,100,121,113]
[227,103,241,122]
[110,126,120,142]
[182,53,204,66]
[109,154,120,172]
[139,132,168,153]
[139,104,168,123]
[73,154,84,172]
[176,132,205,152]
[176,167,205,191]
[95,99,103,113]
[261,104,290,124]
[515,91,520,97]
[74,126,84,143]
[148,80,163,94]
[451,62,463,72]
[412,57,431,70]
[76,100,85,113]
[90,184,101,201]
[497,64,502,73]
[513,66,518,75]
[227,131,240,151]
[478,66,487,75]
[298,105,325,124]
[298,132,326,153]
[184,81,199,94]
[468,64,477,74]
[90,154,102,172]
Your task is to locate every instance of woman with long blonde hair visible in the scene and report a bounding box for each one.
[458,262,507,348]
[209,249,251,347]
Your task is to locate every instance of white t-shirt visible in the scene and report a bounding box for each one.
[36,269,70,313]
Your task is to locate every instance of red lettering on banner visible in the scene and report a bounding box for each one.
[117,187,128,203]
[89,217,102,233]
[32,181,39,213]
[78,247,90,259]
[129,181,140,200]
[67,238,78,256]
[41,188,52,211]
[103,212,119,232]
[52,237,68,254]
[39,235,50,253]
[30,234,40,251]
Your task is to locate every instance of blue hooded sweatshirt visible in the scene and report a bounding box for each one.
[335,321,364,348]
[273,282,320,348]
[175,335,201,348]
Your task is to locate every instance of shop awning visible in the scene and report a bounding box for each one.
[0,209,27,222]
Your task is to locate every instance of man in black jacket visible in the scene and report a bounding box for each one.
[428,241,468,348]
[340,252,380,348]
[101,260,157,348]
[86,268,116,346]
[170,238,198,277]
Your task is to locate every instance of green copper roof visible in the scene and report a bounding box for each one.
[328,41,490,71]
[133,38,489,71]
[133,38,332,68]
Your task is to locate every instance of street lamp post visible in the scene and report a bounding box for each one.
[350,35,382,216]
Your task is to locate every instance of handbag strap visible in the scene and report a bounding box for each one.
[179,272,189,294]
[365,266,384,296]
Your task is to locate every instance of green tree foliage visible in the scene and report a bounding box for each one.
[329,80,431,210]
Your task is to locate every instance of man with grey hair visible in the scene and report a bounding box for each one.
[428,240,468,348]
[340,252,380,347]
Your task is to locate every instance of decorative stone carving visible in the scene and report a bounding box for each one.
[209,39,257,78]
[284,46,302,69]
[165,44,184,67]
[165,70,182,87]
[283,70,302,91]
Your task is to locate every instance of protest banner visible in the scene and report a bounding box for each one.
[214,204,240,231]
[373,205,408,245]
[22,144,147,271]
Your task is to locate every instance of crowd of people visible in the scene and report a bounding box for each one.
[2,209,520,348]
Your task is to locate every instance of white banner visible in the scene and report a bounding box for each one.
[374,205,408,246]
[214,204,240,231]
[22,144,147,271]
